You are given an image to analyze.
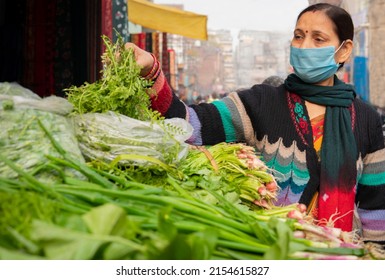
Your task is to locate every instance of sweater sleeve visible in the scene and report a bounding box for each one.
[356,110,385,245]
[149,70,258,146]
[150,70,185,118]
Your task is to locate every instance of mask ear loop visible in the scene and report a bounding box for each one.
[334,40,346,66]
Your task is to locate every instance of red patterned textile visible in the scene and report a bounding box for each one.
[23,0,56,96]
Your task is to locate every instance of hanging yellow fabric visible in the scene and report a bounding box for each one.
[127,0,208,40]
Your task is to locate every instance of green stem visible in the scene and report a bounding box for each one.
[52,184,254,234]
[138,219,269,253]
[217,240,267,254]
[0,153,51,193]
[110,154,175,174]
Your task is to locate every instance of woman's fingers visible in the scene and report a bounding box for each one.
[124,42,154,76]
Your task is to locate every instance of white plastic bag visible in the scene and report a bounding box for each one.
[0,82,83,181]
[73,111,193,167]
[0,82,73,116]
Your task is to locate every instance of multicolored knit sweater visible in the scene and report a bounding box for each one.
[150,71,385,244]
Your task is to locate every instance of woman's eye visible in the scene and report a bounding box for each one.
[294,34,303,40]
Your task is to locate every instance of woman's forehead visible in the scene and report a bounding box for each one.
[295,11,337,36]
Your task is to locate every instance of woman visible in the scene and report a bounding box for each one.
[126,3,385,244]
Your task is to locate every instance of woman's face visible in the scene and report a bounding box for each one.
[291,10,341,50]
[290,9,353,85]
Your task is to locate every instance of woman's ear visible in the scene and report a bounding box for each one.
[338,39,353,63]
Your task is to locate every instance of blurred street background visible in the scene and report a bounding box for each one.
[1,0,384,108]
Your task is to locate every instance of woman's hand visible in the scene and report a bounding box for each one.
[124,42,155,77]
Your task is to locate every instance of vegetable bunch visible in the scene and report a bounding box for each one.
[72,112,192,168]
[0,90,84,182]
[66,35,158,121]
[180,143,279,209]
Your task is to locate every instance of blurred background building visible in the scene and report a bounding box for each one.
[235,30,291,89]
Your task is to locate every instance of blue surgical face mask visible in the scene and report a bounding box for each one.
[290,42,344,83]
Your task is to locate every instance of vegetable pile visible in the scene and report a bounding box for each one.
[0,130,369,260]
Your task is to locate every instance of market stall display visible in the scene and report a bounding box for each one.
[0,36,383,260]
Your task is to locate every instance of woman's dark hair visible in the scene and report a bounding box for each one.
[297,3,354,43]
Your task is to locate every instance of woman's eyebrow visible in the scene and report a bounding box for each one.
[293,28,305,34]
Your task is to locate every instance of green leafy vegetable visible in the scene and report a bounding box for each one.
[66,35,158,121]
